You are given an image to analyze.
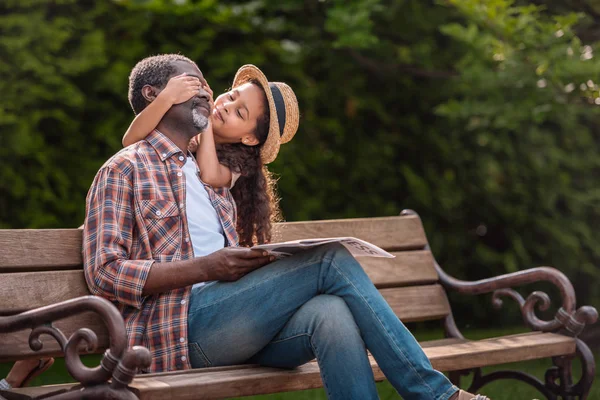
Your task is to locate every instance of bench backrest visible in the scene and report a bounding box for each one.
[0,214,449,362]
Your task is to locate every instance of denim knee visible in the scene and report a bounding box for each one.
[306,295,363,344]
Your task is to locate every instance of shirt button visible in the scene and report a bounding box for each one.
[155,210,162,216]
[180,337,185,343]
[181,356,187,362]
[181,299,186,305]
[162,153,167,158]
[179,156,185,161]
[177,172,183,177]
[180,203,184,208]
[185,238,190,243]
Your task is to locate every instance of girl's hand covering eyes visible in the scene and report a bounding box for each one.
[162,73,202,105]
[204,83,214,113]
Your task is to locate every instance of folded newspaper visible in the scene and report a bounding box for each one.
[252,237,395,259]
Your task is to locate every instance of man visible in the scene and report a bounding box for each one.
[83,54,486,400]
[0,359,54,391]
[83,54,272,373]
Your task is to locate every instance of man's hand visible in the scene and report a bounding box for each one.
[161,73,201,105]
[142,247,274,296]
[204,247,274,282]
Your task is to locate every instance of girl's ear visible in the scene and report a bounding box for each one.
[141,85,160,102]
[242,135,260,146]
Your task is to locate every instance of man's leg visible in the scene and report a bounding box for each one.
[187,243,457,400]
[247,295,379,400]
[2,359,54,388]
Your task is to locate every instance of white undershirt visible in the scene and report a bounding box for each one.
[181,156,225,289]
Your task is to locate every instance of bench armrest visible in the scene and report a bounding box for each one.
[398,210,598,337]
[0,295,151,396]
[436,263,598,336]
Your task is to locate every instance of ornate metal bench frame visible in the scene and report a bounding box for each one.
[0,296,150,400]
[401,210,598,400]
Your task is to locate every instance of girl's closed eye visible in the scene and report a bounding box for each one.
[225,92,242,118]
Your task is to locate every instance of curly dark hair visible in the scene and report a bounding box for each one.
[128,54,198,114]
[216,80,281,247]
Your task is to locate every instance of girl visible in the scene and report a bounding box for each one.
[123,65,299,246]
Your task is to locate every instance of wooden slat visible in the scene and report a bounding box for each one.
[7,385,77,398]
[10,333,575,399]
[0,270,90,314]
[0,229,83,271]
[427,332,576,371]
[419,337,466,348]
[362,250,438,287]
[381,285,450,322]
[0,215,427,273]
[128,332,575,400]
[273,215,427,251]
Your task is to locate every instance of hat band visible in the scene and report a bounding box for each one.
[269,83,286,137]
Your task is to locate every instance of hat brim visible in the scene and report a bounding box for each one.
[232,65,281,164]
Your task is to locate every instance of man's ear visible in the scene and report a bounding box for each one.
[242,135,260,146]
[141,85,161,103]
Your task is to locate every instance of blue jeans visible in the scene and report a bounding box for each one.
[187,243,458,399]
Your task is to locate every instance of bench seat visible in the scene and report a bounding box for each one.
[130,332,576,399]
[11,332,575,400]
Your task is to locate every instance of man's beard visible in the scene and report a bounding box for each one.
[191,107,209,132]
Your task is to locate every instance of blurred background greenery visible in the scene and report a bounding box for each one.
[1,0,600,397]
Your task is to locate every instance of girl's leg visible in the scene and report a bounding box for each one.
[248,295,379,400]
[187,243,457,399]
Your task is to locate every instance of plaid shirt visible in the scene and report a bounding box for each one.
[83,130,238,373]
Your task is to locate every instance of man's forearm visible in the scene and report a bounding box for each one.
[142,247,273,296]
[142,257,212,296]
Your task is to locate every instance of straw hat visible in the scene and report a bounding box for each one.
[232,65,299,164]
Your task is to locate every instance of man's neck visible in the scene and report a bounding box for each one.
[156,121,196,154]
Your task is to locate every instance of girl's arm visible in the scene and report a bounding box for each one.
[195,83,233,188]
[196,125,234,188]
[122,73,201,147]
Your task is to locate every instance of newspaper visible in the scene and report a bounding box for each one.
[252,237,395,259]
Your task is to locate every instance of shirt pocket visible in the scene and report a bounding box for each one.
[139,200,181,257]
[140,199,180,219]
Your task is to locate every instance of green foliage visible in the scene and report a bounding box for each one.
[324,0,382,48]
[0,0,113,227]
[432,0,600,319]
[0,0,599,324]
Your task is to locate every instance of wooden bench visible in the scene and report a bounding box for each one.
[1,210,597,399]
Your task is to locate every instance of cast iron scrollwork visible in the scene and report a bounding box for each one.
[0,295,151,400]
[400,209,598,336]
[400,209,598,399]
